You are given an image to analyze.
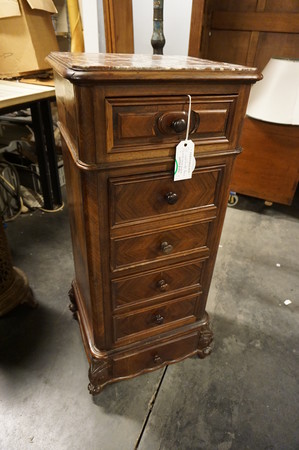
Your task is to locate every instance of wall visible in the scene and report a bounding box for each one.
[81,0,102,52]
[81,0,192,54]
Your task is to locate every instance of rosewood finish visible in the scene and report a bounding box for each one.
[48,52,260,394]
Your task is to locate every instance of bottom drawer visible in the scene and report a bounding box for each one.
[113,332,199,379]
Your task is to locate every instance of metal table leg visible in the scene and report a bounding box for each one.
[40,99,62,207]
[30,102,53,210]
[30,100,62,210]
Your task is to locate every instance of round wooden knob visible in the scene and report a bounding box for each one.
[157,279,168,291]
[153,354,162,364]
[160,241,173,254]
[165,192,178,205]
[172,118,187,133]
[153,313,164,325]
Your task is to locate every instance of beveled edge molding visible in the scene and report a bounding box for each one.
[46,53,262,83]
[59,122,99,172]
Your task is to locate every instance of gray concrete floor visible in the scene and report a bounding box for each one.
[1,191,298,450]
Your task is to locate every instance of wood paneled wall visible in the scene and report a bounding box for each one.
[198,0,299,70]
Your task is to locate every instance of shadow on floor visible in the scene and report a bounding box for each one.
[0,303,63,367]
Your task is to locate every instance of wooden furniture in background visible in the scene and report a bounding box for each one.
[231,118,299,205]
[48,52,259,394]
[188,0,206,57]
[102,0,134,53]
[195,0,299,204]
[199,0,299,70]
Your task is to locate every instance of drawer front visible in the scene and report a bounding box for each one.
[111,260,203,310]
[113,294,199,342]
[106,95,237,152]
[111,221,210,271]
[113,332,199,378]
[110,167,220,226]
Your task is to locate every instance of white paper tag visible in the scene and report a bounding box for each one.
[174,140,196,181]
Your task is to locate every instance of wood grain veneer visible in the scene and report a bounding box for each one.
[48,52,260,394]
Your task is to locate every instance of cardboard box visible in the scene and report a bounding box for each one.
[0,0,59,78]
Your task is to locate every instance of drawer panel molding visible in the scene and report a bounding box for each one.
[110,167,221,226]
[111,259,204,310]
[106,95,237,153]
[113,294,200,342]
[111,220,211,271]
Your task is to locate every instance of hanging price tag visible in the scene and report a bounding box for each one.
[173,94,196,181]
[174,139,196,181]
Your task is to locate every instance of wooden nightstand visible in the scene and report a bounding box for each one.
[48,53,260,394]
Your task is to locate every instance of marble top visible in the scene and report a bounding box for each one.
[49,52,257,73]
[47,52,262,84]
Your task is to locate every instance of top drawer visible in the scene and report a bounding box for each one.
[105,95,237,153]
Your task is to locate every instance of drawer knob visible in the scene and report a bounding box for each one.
[160,241,173,255]
[157,279,169,292]
[172,118,187,133]
[165,192,178,205]
[153,354,162,364]
[153,313,164,325]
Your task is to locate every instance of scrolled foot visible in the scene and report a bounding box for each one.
[88,357,110,395]
[68,285,78,319]
[197,319,213,359]
[88,382,103,395]
[198,345,213,359]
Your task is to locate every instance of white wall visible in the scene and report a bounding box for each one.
[80,0,101,52]
[132,0,192,56]
[80,0,192,55]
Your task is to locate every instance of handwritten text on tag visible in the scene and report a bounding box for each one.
[174,140,196,181]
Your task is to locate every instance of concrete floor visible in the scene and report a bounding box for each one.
[1,191,298,450]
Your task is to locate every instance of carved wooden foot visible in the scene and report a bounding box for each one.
[88,357,110,395]
[68,285,78,319]
[197,321,213,359]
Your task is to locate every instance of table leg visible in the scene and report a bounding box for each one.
[30,103,54,210]
[40,100,62,207]
[30,100,63,210]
